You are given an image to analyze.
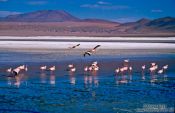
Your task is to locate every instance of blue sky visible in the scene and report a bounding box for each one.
[0,0,175,22]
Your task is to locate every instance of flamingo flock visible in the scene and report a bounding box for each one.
[67,64,76,72]
[4,60,169,78]
[3,59,171,88]
[6,65,27,76]
[2,44,170,78]
[40,65,56,71]
[84,61,99,72]
[115,60,132,76]
[114,60,168,76]
[3,44,170,78]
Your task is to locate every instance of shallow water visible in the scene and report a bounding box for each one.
[0,51,174,113]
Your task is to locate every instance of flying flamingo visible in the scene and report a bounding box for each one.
[91,45,101,52]
[83,51,92,57]
[69,44,80,49]
[83,45,101,57]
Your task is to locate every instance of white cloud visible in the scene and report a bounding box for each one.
[151,9,163,13]
[28,1,47,5]
[0,11,21,17]
[113,17,141,23]
[81,1,128,10]
[97,1,110,5]
[81,3,129,10]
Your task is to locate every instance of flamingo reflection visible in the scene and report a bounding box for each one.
[14,75,21,87]
[84,71,99,88]
[141,71,145,80]
[50,73,55,85]
[92,71,99,87]
[40,72,47,83]
[115,74,128,84]
[141,65,146,80]
[7,77,12,85]
[69,71,76,85]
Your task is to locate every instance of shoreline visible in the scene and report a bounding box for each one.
[0,36,175,55]
[0,41,175,49]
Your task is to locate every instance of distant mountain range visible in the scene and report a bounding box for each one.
[0,10,175,36]
[0,10,79,22]
[0,10,119,24]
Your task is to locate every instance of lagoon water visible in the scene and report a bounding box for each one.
[0,51,175,113]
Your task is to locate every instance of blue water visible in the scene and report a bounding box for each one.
[0,51,174,113]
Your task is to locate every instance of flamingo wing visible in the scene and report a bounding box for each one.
[76,44,80,46]
[93,45,101,50]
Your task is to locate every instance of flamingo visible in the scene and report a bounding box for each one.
[84,66,89,72]
[90,61,99,71]
[12,68,21,76]
[70,67,76,72]
[40,66,47,70]
[94,66,99,71]
[83,51,92,57]
[115,68,120,73]
[83,45,101,57]
[92,61,98,65]
[151,62,156,66]
[123,66,128,71]
[6,68,12,73]
[158,69,163,74]
[163,65,168,70]
[25,65,28,71]
[49,66,56,71]
[69,44,80,49]
[142,65,146,70]
[89,66,93,71]
[150,64,158,72]
[129,66,132,71]
[149,67,154,72]
[124,59,129,63]
[18,65,25,70]
[67,64,76,72]
[154,65,158,70]
[91,45,101,52]
[68,64,74,68]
